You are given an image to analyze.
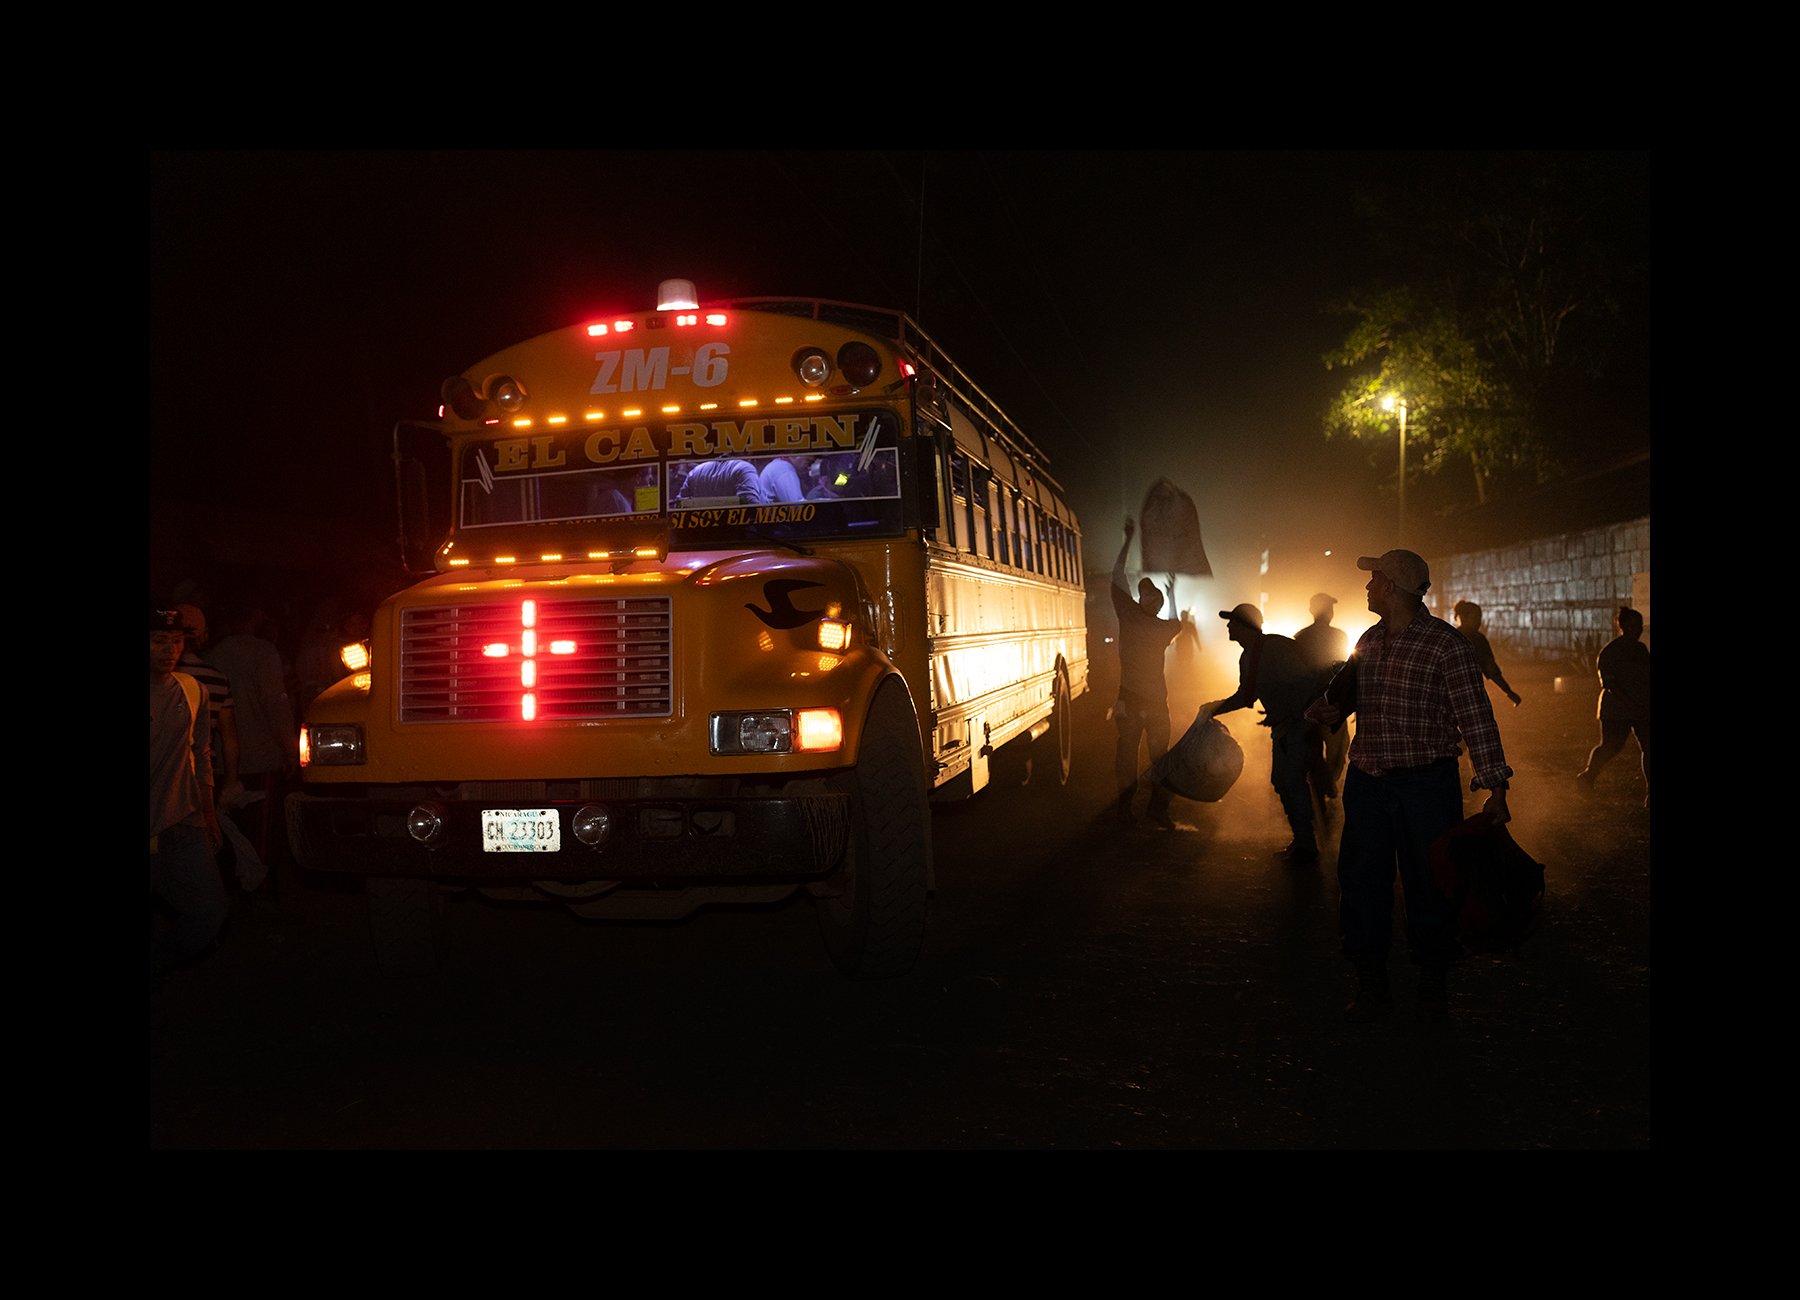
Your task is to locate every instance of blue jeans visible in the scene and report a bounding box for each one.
[1337,759,1461,968]
[150,822,227,976]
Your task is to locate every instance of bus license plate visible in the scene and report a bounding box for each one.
[482,808,560,852]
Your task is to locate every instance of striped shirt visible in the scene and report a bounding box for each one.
[1343,612,1512,790]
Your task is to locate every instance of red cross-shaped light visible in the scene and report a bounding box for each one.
[480,600,578,720]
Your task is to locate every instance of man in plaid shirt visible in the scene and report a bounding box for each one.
[1305,549,1514,1023]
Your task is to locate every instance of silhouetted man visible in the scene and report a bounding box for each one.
[1577,606,1650,806]
[1201,602,1327,866]
[1295,592,1350,803]
[1305,549,1514,1024]
[1454,600,1522,707]
[1111,517,1182,827]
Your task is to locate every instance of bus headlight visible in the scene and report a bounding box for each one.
[441,374,485,420]
[407,803,448,845]
[710,708,842,755]
[837,342,881,387]
[301,723,365,766]
[572,805,614,847]
[491,375,528,412]
[794,347,831,386]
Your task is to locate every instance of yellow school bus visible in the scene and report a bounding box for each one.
[288,280,1088,979]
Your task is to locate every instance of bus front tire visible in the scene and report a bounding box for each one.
[815,680,930,980]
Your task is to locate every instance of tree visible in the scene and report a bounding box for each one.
[1320,153,1648,518]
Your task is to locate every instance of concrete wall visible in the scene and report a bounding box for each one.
[1426,516,1650,668]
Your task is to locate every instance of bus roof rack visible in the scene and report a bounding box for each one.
[721,297,1061,489]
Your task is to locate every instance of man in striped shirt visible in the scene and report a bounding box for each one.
[1305,549,1514,1023]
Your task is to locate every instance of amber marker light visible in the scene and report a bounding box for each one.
[795,709,843,752]
[817,619,852,651]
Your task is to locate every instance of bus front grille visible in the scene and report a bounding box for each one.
[398,596,673,722]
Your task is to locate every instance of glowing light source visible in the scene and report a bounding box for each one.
[796,708,843,752]
[476,599,580,722]
[657,278,699,310]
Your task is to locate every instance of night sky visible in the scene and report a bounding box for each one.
[148,149,1647,631]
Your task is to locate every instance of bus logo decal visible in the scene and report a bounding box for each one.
[745,578,825,630]
[591,342,729,394]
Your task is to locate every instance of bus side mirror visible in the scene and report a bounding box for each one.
[910,432,941,531]
[392,421,450,575]
[397,458,434,574]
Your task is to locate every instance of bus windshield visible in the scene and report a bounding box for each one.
[455,409,905,544]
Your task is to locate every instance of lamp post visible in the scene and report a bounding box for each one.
[1382,393,1408,538]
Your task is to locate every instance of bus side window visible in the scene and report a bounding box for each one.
[994,483,1011,567]
[948,448,973,555]
[1022,489,1036,572]
[971,462,993,560]
[1008,486,1022,568]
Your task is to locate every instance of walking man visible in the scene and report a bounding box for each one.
[1201,602,1329,866]
[1305,550,1515,1023]
[1576,606,1650,806]
[1453,600,1523,707]
[1111,517,1183,827]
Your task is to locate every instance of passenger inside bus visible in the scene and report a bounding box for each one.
[761,459,804,503]
[675,458,768,505]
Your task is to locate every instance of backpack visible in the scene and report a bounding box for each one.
[1428,812,1546,953]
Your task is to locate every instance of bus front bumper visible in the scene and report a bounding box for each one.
[286,789,851,880]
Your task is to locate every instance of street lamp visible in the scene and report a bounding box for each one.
[1382,393,1408,538]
